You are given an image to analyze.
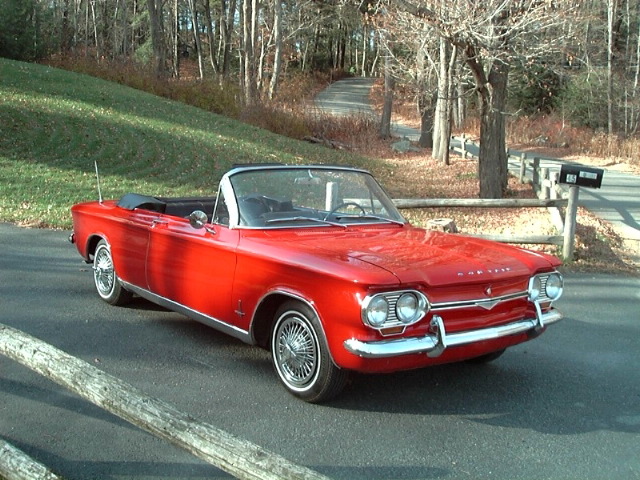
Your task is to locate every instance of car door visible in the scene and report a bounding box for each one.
[145,218,240,326]
[110,210,159,289]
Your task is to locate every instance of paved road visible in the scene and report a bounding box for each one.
[315,78,640,254]
[314,77,376,116]
[1,223,640,479]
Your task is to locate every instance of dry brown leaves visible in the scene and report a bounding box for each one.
[357,80,638,275]
[349,136,638,276]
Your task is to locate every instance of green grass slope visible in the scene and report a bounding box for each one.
[0,58,372,228]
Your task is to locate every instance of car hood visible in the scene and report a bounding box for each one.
[261,226,559,286]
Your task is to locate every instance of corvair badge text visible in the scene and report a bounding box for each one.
[457,267,512,277]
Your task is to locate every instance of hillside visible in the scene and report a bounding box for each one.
[0,59,372,228]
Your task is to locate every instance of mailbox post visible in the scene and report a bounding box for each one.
[558,165,605,260]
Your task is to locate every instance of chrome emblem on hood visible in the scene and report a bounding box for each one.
[485,285,493,296]
[457,267,512,278]
[476,298,500,310]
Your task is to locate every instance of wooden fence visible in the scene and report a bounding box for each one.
[0,323,330,480]
[392,135,579,260]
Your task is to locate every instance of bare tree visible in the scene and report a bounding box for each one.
[187,0,204,79]
[383,0,578,198]
[432,37,456,165]
[607,0,618,134]
[241,0,259,105]
[146,0,166,78]
[268,0,283,99]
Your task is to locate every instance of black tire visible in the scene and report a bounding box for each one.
[271,300,348,403]
[92,239,133,306]
[465,348,506,364]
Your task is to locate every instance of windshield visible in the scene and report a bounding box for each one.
[228,167,406,228]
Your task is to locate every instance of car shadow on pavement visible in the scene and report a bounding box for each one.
[331,349,640,438]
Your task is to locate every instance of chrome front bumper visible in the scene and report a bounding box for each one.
[344,308,563,359]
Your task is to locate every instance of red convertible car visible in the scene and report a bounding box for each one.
[70,164,564,402]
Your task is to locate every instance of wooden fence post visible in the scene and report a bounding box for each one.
[548,172,564,234]
[460,135,467,158]
[563,185,580,260]
[541,167,550,200]
[532,157,540,189]
[0,324,330,480]
[519,153,527,183]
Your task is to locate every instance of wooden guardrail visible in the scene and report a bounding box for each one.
[0,323,330,480]
[0,439,63,480]
[397,135,580,260]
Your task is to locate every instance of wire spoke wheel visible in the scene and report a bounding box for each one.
[92,240,132,306]
[275,315,319,388]
[94,244,115,298]
[271,300,348,403]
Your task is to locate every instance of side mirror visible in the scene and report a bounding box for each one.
[188,210,209,229]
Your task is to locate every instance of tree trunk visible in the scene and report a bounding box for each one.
[607,0,617,135]
[188,0,204,79]
[454,61,465,129]
[477,60,509,198]
[242,0,259,105]
[204,0,220,74]
[219,0,235,78]
[415,34,433,148]
[379,48,394,138]
[146,0,165,78]
[360,24,367,76]
[61,0,71,53]
[268,0,283,100]
[172,0,180,78]
[418,92,434,148]
[433,38,454,165]
[90,0,99,59]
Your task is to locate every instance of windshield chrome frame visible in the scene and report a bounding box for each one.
[218,165,407,230]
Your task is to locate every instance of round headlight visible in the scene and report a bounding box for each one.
[529,276,542,301]
[545,273,564,301]
[366,296,388,327]
[396,293,419,324]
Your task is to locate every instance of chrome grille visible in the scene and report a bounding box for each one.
[537,274,557,303]
[431,291,528,311]
[385,292,402,325]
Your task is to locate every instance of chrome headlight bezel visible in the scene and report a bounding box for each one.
[396,292,427,324]
[544,272,564,301]
[365,296,389,327]
[528,271,564,303]
[528,276,542,301]
[362,290,429,331]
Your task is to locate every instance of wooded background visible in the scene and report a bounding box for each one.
[2,0,639,197]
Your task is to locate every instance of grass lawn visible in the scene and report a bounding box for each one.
[1,58,635,274]
[0,58,375,228]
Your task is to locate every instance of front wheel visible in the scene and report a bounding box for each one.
[271,301,348,403]
[93,240,133,306]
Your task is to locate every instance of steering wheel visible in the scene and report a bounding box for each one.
[324,202,366,220]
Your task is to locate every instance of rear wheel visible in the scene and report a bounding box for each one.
[465,348,506,364]
[93,240,133,306]
[271,301,348,403]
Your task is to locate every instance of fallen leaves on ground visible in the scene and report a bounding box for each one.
[349,137,638,276]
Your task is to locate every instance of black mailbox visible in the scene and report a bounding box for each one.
[559,165,604,189]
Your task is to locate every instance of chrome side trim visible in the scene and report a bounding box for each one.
[344,308,563,359]
[121,281,253,344]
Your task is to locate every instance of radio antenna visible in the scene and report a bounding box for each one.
[94,160,103,204]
